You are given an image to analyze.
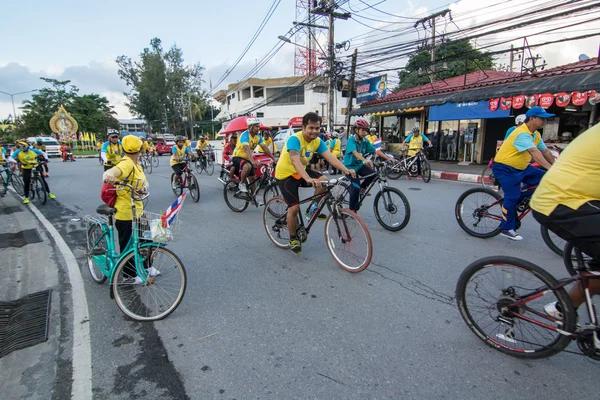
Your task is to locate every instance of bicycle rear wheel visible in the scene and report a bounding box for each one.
[145,158,153,174]
[188,174,200,203]
[324,209,372,273]
[263,197,291,249]
[540,226,565,257]
[11,174,24,196]
[421,158,431,183]
[195,160,203,174]
[456,256,575,359]
[455,187,502,238]
[386,163,402,180]
[86,223,108,284]
[563,242,594,276]
[262,183,280,211]
[373,187,410,232]
[112,245,187,321]
[224,180,249,212]
[206,159,215,176]
[170,173,183,197]
[151,154,159,168]
[34,177,47,204]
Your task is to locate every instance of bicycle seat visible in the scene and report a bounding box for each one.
[96,204,117,216]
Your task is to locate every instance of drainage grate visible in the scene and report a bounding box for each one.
[0,206,22,215]
[0,289,52,358]
[0,229,43,249]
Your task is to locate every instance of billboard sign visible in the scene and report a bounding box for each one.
[356,75,388,104]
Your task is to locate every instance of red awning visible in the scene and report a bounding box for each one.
[221,116,271,135]
[288,116,303,127]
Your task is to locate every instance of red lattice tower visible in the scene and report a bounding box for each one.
[294,0,326,76]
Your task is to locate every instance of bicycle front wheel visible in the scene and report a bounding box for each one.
[455,187,502,238]
[563,243,594,276]
[151,155,159,168]
[456,256,575,359]
[86,223,108,284]
[262,183,280,211]
[421,158,431,183]
[223,180,249,212]
[206,159,214,176]
[540,226,565,257]
[170,173,182,197]
[112,245,187,321]
[34,177,47,204]
[12,174,24,196]
[188,174,200,203]
[195,160,203,174]
[263,197,291,249]
[324,209,372,273]
[386,163,402,180]
[373,187,410,232]
[145,159,153,174]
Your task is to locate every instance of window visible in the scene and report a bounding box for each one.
[266,86,305,106]
[256,112,264,118]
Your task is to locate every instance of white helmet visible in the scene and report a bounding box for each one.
[515,114,526,125]
[246,117,260,127]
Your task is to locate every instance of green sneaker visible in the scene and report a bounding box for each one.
[48,193,56,199]
[289,239,301,255]
[23,197,30,204]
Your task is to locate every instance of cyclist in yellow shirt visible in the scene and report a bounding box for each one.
[141,138,149,154]
[171,136,195,189]
[531,123,600,318]
[257,130,275,154]
[101,131,124,171]
[402,126,432,180]
[9,141,56,204]
[367,128,377,144]
[195,136,211,169]
[232,118,275,193]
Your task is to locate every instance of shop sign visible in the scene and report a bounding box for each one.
[539,93,554,108]
[488,98,500,111]
[512,95,526,109]
[500,97,512,110]
[571,91,588,106]
[555,92,571,107]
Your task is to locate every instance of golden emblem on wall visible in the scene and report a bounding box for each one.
[49,105,78,134]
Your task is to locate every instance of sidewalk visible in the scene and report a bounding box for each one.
[0,192,64,399]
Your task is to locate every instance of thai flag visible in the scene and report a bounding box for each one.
[161,192,187,228]
[373,138,382,152]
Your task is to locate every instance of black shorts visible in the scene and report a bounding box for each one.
[533,201,600,266]
[277,169,323,206]
[232,157,254,176]
[172,163,187,176]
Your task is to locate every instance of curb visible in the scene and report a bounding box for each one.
[432,170,489,184]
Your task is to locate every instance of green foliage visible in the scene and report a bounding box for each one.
[396,39,495,91]
[117,37,209,135]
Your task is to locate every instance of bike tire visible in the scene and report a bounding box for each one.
[456,256,576,359]
[421,158,431,183]
[263,197,291,249]
[195,160,203,174]
[481,166,494,190]
[540,225,565,258]
[145,158,153,174]
[112,245,187,321]
[331,179,350,207]
[34,177,47,204]
[170,173,183,197]
[151,155,159,168]
[99,154,103,165]
[263,183,280,212]
[206,160,215,176]
[455,187,503,238]
[223,180,249,212]
[188,174,200,203]
[386,163,402,180]
[324,209,372,273]
[373,187,411,232]
[86,223,108,284]
[12,174,25,196]
[563,243,594,277]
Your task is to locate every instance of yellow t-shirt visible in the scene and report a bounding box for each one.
[531,125,600,216]
[327,138,341,158]
[275,132,327,180]
[257,137,273,153]
[15,149,41,169]
[367,135,376,144]
[113,157,147,221]
[141,142,149,153]
[103,142,123,167]
[405,134,424,156]
[494,125,543,170]
[195,140,209,151]
[233,130,264,161]
[170,145,190,166]
[185,140,191,148]
[96,142,103,150]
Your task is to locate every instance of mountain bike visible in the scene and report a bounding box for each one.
[263,179,373,273]
[170,158,200,203]
[332,159,411,232]
[195,150,215,176]
[387,147,431,182]
[21,161,48,205]
[84,180,186,321]
[223,160,279,212]
[0,162,25,196]
[456,252,600,360]
[455,185,565,256]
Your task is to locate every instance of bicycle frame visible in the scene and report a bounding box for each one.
[480,186,537,223]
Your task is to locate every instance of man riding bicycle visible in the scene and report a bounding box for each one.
[493,106,556,241]
[101,131,124,171]
[401,126,432,180]
[275,112,354,255]
[9,141,56,204]
[257,130,275,154]
[232,118,275,193]
[531,123,600,318]
[171,136,195,189]
[344,119,395,212]
[195,135,211,168]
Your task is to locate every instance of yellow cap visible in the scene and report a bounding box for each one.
[122,135,142,154]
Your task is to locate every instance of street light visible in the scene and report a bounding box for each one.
[278,35,292,44]
[0,89,38,121]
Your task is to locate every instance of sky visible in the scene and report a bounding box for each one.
[0,0,598,121]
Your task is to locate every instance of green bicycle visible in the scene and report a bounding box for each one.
[84,180,187,321]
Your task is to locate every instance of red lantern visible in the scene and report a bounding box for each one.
[555,92,571,107]
[500,97,512,110]
[539,93,554,108]
[512,95,526,109]
[571,91,588,106]
[488,98,499,111]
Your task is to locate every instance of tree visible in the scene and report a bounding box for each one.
[70,94,119,136]
[395,39,495,91]
[117,37,209,135]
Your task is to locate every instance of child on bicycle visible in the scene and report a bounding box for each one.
[401,126,432,180]
[344,119,395,212]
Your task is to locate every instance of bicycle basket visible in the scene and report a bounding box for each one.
[135,211,181,243]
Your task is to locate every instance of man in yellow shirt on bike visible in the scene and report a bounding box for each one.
[101,131,124,171]
[401,126,432,180]
[232,118,275,193]
[9,141,56,204]
[171,136,195,189]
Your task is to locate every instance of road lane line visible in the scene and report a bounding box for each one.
[27,200,93,399]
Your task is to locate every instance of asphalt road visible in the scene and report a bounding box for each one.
[39,156,599,399]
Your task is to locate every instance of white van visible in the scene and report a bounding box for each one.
[272,128,301,155]
[27,136,61,157]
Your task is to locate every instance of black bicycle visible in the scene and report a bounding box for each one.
[333,159,411,232]
[387,147,432,182]
[223,161,279,212]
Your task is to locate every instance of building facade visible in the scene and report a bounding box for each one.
[213,76,356,129]
[118,118,148,133]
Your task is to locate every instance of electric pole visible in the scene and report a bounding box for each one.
[345,49,358,134]
[414,9,450,83]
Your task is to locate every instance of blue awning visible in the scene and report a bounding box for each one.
[428,101,510,121]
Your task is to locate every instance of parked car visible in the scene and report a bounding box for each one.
[27,136,61,157]
[272,128,300,155]
[155,140,175,155]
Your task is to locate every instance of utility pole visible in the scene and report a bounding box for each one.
[414,9,450,83]
[345,49,358,134]
[509,44,514,72]
[188,92,194,139]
